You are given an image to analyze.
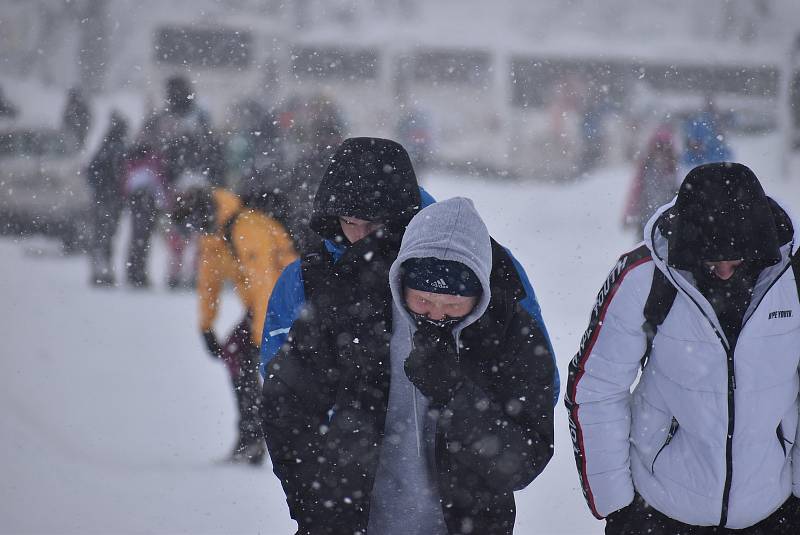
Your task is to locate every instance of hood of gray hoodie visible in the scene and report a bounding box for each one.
[367,198,493,534]
[389,196,493,333]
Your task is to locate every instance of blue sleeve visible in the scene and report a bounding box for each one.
[419,186,436,207]
[505,247,560,407]
[260,259,305,377]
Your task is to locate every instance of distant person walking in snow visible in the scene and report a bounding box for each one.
[122,143,167,288]
[567,162,800,534]
[258,137,431,376]
[140,75,223,289]
[681,108,732,172]
[171,186,297,464]
[86,111,128,287]
[622,124,679,237]
[62,87,91,149]
[0,85,17,119]
[260,136,557,533]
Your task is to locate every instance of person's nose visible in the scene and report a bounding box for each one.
[715,263,737,280]
[352,227,370,242]
[426,308,446,321]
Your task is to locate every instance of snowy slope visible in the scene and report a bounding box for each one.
[0,133,797,534]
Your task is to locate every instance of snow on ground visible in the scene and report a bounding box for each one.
[1,134,797,534]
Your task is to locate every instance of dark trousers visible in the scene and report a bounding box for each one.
[89,193,122,279]
[126,190,158,286]
[606,494,800,535]
[222,318,263,445]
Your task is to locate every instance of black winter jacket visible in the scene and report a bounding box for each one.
[262,238,555,534]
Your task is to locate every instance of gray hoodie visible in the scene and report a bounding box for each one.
[367,197,493,534]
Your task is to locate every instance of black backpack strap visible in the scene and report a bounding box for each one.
[641,267,677,369]
[221,210,242,260]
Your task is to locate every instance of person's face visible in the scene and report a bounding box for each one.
[338,216,383,244]
[703,260,744,280]
[404,288,478,322]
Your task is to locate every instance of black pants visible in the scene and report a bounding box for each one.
[89,192,122,279]
[222,318,263,445]
[606,494,800,535]
[126,190,158,286]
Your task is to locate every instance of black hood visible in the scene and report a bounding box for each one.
[310,137,421,240]
[667,162,783,270]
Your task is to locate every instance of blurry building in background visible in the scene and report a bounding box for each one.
[1,0,799,179]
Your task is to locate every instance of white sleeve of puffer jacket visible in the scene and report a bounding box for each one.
[565,258,651,519]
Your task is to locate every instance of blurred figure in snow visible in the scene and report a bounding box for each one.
[223,99,285,189]
[62,87,91,149]
[622,124,679,237]
[139,75,223,289]
[284,94,346,233]
[171,186,297,464]
[0,85,17,119]
[396,106,433,171]
[85,111,129,287]
[122,143,166,288]
[681,106,732,171]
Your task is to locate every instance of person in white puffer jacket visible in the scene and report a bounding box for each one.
[566,162,800,534]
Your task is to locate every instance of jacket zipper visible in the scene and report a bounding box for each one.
[651,417,679,474]
[661,268,734,526]
[721,260,796,525]
[719,342,735,527]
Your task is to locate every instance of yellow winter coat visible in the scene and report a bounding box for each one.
[197,189,298,345]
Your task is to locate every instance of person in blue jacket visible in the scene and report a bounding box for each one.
[258,143,556,403]
[681,110,732,170]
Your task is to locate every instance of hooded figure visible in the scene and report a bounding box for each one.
[262,193,557,534]
[309,136,420,241]
[138,74,222,289]
[86,111,129,286]
[567,162,800,533]
[171,187,297,463]
[258,137,435,372]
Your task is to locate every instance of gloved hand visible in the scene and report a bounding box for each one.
[202,330,224,359]
[404,321,464,406]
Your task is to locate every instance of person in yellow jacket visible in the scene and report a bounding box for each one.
[172,186,298,463]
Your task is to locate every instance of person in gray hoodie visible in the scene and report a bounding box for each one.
[263,196,557,534]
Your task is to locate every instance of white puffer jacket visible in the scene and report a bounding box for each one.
[566,199,800,529]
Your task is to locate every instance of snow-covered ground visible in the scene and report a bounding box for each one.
[1,134,797,534]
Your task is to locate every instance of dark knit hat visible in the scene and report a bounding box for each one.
[310,137,420,240]
[668,162,781,269]
[402,257,482,297]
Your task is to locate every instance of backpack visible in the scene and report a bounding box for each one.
[217,190,300,262]
[641,250,800,368]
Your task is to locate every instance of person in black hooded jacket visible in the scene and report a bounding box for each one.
[86,111,128,286]
[568,162,800,534]
[261,137,421,533]
[261,138,558,534]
